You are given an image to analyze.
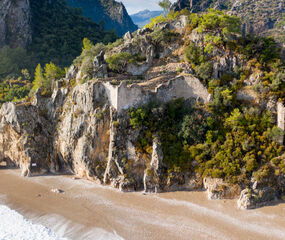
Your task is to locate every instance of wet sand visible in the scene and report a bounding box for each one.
[0,169,285,240]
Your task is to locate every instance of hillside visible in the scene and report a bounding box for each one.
[28,0,117,66]
[66,0,138,36]
[171,0,285,47]
[131,10,163,28]
[0,0,118,66]
[0,9,284,209]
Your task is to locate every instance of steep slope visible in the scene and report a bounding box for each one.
[171,0,285,45]
[0,0,32,49]
[66,0,138,36]
[28,0,117,66]
[131,10,163,28]
[0,0,117,67]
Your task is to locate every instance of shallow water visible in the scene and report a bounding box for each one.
[0,169,285,240]
[0,205,65,240]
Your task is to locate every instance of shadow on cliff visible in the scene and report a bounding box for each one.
[247,199,285,210]
[28,171,74,178]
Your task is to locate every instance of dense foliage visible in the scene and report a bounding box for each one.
[129,99,209,172]
[29,0,117,66]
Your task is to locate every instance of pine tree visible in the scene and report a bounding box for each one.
[158,0,172,16]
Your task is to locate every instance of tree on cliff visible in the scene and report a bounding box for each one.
[31,63,65,96]
[159,0,172,15]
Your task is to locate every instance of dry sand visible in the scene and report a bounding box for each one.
[0,169,285,240]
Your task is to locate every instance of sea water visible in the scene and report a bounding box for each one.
[0,205,65,240]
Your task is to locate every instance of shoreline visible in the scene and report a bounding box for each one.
[1,169,285,240]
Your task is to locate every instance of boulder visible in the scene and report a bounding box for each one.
[137,28,152,36]
[93,51,108,78]
[203,178,241,200]
[123,31,133,41]
[66,65,77,80]
[237,187,278,210]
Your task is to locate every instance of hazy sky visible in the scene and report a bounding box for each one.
[121,0,177,15]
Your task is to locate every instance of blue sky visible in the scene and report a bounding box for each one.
[121,0,177,14]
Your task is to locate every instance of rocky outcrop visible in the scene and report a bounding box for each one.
[0,0,32,48]
[237,187,278,210]
[0,101,52,176]
[203,178,241,200]
[143,137,166,193]
[93,51,108,78]
[66,0,138,36]
[172,0,285,44]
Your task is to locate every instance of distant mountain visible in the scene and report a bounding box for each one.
[131,10,163,28]
[66,0,138,36]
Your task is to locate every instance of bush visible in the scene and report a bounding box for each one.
[106,52,146,73]
[151,29,179,46]
[196,9,241,37]
[74,40,107,66]
[178,110,208,145]
[106,52,132,73]
[195,62,213,81]
[184,42,204,65]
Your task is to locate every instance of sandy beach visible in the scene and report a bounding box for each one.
[0,169,285,240]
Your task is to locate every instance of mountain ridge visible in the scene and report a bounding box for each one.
[66,0,138,36]
[131,9,163,28]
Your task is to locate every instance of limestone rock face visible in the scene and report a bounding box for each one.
[0,102,52,176]
[93,51,108,78]
[237,187,278,210]
[54,82,111,181]
[0,0,32,48]
[203,178,241,200]
[144,137,165,193]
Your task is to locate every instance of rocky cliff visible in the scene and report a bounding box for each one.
[0,11,284,209]
[66,0,138,36]
[0,0,32,49]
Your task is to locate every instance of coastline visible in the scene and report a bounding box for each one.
[1,169,285,240]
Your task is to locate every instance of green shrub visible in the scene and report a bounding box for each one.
[184,42,204,65]
[106,52,132,73]
[178,110,208,145]
[106,52,146,73]
[195,62,213,81]
[151,29,179,46]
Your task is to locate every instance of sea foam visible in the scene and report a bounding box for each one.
[0,205,65,240]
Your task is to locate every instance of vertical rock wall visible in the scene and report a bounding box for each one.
[277,102,285,144]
